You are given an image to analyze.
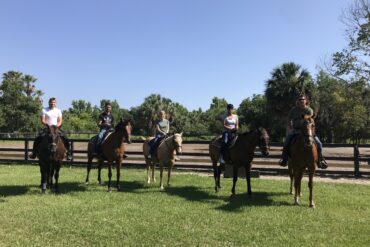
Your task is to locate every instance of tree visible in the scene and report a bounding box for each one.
[62,100,98,133]
[205,97,228,135]
[331,0,370,81]
[265,62,317,137]
[0,71,43,134]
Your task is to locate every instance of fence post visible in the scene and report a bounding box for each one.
[70,140,74,168]
[354,144,360,177]
[25,139,29,163]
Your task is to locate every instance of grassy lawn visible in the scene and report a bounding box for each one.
[0,164,369,246]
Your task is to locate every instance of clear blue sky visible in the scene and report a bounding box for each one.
[0,0,350,111]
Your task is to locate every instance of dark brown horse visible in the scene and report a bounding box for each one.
[85,118,132,192]
[38,125,66,193]
[288,117,317,208]
[209,128,270,195]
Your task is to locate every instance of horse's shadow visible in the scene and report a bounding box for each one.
[164,185,291,211]
[0,185,30,198]
[55,182,88,194]
[216,192,291,212]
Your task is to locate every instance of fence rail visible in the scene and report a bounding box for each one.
[1,137,370,177]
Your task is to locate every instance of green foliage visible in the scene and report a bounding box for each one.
[205,97,228,134]
[1,165,370,246]
[265,62,317,132]
[0,71,43,133]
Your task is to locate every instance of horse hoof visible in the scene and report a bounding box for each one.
[309,204,316,208]
[117,186,121,191]
[41,189,46,194]
[215,187,219,193]
[85,182,89,186]
[160,186,164,190]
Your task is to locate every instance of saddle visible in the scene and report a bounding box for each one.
[211,134,238,150]
[90,130,114,156]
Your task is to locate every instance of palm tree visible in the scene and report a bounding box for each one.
[265,62,317,129]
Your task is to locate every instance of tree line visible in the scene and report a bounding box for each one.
[0,0,369,143]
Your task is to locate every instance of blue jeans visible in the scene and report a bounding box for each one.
[282,132,323,160]
[95,128,108,152]
[149,134,163,155]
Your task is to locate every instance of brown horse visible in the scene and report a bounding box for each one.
[142,133,183,189]
[85,118,132,192]
[288,117,318,208]
[38,125,66,193]
[209,128,270,195]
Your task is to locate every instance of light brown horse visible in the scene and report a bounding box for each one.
[38,125,66,193]
[142,133,183,189]
[209,128,270,195]
[288,117,317,208]
[85,118,132,192]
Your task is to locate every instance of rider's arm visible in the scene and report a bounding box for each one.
[223,119,232,130]
[235,116,239,131]
[156,123,166,135]
[40,115,47,126]
[57,112,62,128]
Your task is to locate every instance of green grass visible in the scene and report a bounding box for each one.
[0,164,370,247]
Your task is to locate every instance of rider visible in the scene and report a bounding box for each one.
[220,104,239,164]
[95,102,115,154]
[29,97,72,160]
[148,110,180,160]
[279,95,328,169]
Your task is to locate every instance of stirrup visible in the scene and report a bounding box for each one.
[279,159,288,167]
[66,153,72,161]
[29,153,37,159]
[318,160,328,169]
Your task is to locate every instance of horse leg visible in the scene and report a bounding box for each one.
[146,159,150,183]
[159,162,164,190]
[151,163,156,183]
[217,166,222,189]
[167,163,173,187]
[107,161,112,192]
[54,164,60,193]
[231,165,238,195]
[294,169,303,205]
[116,159,121,191]
[212,161,218,193]
[86,156,92,185]
[289,165,294,195]
[98,158,103,185]
[40,164,47,194]
[308,169,315,208]
[245,165,252,196]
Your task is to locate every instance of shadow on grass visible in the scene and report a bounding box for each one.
[0,185,30,198]
[165,185,226,202]
[164,185,292,211]
[216,192,292,212]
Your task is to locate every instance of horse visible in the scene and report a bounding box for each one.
[209,128,270,195]
[85,118,132,192]
[142,133,183,189]
[38,125,66,194]
[288,116,317,208]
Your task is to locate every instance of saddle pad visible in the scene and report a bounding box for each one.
[101,132,113,145]
[211,135,238,150]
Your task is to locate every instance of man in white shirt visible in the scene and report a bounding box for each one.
[30,97,72,160]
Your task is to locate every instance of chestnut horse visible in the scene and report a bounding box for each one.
[288,117,318,208]
[38,125,66,193]
[209,128,270,195]
[142,133,183,189]
[85,118,132,192]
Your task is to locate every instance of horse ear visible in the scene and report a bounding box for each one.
[179,132,183,136]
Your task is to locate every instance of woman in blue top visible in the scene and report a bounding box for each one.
[220,104,239,164]
[148,110,169,159]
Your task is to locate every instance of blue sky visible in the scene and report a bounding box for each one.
[0,0,350,111]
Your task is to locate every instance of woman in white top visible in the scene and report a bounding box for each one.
[220,104,239,164]
[30,97,72,160]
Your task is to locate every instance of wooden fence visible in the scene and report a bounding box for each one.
[1,137,370,177]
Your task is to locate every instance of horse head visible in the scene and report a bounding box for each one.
[115,117,132,144]
[46,125,60,159]
[172,132,183,155]
[302,116,315,147]
[257,127,270,157]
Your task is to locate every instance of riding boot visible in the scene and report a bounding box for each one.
[317,151,328,169]
[62,138,72,161]
[279,147,289,167]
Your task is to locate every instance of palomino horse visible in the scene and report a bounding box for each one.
[38,125,66,193]
[85,118,132,192]
[209,128,270,195]
[288,117,317,208]
[142,133,183,189]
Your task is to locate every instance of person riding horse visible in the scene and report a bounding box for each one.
[148,111,168,159]
[220,104,239,164]
[94,102,115,155]
[29,97,72,160]
[279,95,328,169]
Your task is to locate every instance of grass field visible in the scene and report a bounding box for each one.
[0,164,370,247]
